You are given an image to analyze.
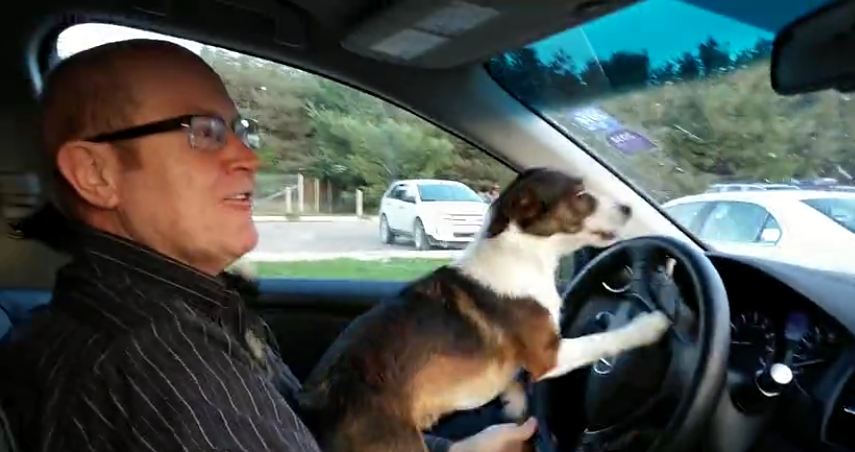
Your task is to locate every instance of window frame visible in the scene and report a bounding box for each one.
[695,201,782,245]
[663,201,716,235]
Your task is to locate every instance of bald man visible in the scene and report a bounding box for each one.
[0,40,536,452]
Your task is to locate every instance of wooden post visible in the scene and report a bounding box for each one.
[314,178,321,213]
[356,189,363,217]
[327,180,333,213]
[297,174,304,213]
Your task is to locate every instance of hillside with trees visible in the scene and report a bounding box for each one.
[200,48,515,210]
[488,37,855,202]
[201,35,855,209]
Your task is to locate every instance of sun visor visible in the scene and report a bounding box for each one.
[341,0,638,69]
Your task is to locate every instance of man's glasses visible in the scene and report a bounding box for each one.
[85,114,261,152]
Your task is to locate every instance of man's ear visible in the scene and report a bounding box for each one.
[55,141,122,209]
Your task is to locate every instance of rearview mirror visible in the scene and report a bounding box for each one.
[771,1,855,95]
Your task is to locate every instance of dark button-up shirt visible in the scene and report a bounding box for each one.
[0,226,452,452]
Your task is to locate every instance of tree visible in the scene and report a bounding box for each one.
[675,52,701,81]
[698,38,731,76]
[200,44,515,210]
[592,62,855,201]
[601,51,651,89]
[200,46,318,172]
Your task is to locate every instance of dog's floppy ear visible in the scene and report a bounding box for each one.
[486,184,543,237]
[510,185,542,222]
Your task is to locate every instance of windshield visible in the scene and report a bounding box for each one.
[487,0,855,274]
[803,198,855,234]
[418,184,483,202]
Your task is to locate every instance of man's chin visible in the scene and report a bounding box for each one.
[236,227,259,254]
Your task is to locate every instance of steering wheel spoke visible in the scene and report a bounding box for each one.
[626,246,694,344]
[544,236,730,452]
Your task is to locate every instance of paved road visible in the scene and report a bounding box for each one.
[254,218,401,253]
[248,218,463,261]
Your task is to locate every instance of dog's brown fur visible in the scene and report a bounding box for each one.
[298,168,633,452]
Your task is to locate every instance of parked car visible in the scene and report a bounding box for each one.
[705,183,800,193]
[378,179,488,250]
[664,190,855,275]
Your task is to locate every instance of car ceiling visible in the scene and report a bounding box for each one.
[0,0,689,288]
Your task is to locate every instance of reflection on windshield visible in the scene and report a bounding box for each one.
[418,184,483,202]
[486,0,855,274]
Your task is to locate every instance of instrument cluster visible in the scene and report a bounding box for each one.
[729,308,846,392]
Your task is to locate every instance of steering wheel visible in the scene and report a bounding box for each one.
[529,235,730,452]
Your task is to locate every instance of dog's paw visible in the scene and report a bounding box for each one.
[500,384,528,421]
[626,311,671,346]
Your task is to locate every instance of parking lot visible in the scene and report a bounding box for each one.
[247,217,463,261]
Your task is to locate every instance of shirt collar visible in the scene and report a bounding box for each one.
[69,223,243,316]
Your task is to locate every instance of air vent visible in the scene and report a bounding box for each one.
[826,371,855,449]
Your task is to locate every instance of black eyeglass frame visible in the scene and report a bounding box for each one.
[84,114,260,150]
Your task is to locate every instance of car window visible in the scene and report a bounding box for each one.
[417,184,483,202]
[697,202,780,244]
[664,202,708,233]
[802,198,855,234]
[56,23,517,281]
[388,185,405,201]
[400,186,417,203]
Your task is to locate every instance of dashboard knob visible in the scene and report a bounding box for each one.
[756,363,793,397]
[733,363,794,414]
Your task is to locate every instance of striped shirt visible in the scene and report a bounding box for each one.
[0,226,452,452]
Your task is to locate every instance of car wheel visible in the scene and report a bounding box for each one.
[379,215,395,244]
[413,219,430,251]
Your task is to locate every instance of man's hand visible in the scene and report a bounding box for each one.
[449,417,538,452]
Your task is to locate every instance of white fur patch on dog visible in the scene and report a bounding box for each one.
[500,381,528,421]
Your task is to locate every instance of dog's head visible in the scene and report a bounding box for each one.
[485,167,632,251]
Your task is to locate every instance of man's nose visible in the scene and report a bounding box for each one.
[225,135,260,173]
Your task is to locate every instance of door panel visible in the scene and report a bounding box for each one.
[250,278,514,441]
[398,185,418,233]
[253,279,404,380]
[383,188,401,231]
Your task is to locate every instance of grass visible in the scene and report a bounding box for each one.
[254,258,451,281]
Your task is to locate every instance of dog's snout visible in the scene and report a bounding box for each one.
[618,204,632,218]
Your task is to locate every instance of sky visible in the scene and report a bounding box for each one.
[532,0,827,69]
[56,23,203,58]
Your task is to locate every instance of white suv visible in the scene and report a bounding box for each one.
[378,179,489,250]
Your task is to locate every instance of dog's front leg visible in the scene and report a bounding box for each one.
[538,311,670,381]
[500,379,528,421]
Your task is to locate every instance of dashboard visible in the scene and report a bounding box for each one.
[728,300,846,396]
[586,250,855,452]
[706,253,855,452]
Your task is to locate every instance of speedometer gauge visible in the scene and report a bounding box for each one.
[791,323,841,389]
[730,311,777,375]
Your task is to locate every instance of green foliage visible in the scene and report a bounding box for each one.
[254,258,449,280]
[587,61,855,202]
[199,46,514,209]
[487,36,855,203]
